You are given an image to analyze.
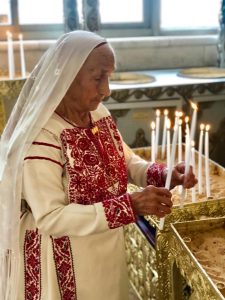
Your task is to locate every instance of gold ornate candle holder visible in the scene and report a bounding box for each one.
[170,217,225,300]
[125,146,225,300]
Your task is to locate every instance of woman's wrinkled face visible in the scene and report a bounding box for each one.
[65,43,115,113]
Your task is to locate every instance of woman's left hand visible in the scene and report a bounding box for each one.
[165,162,198,189]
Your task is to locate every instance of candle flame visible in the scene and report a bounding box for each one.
[164,109,168,116]
[175,111,179,117]
[190,101,198,110]
[185,116,189,123]
[179,111,183,117]
[166,119,171,129]
[6,30,12,38]
[200,123,205,131]
[156,109,160,117]
[205,124,210,131]
[18,33,23,40]
[151,121,155,130]
[191,140,195,147]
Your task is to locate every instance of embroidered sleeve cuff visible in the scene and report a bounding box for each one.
[147,162,167,187]
[102,194,136,229]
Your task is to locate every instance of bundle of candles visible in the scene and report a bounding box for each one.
[5,31,26,79]
[149,103,213,229]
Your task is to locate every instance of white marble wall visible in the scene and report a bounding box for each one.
[0,35,219,74]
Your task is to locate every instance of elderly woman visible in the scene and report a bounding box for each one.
[0,31,196,300]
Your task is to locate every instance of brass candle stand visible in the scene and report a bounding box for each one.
[125,146,225,300]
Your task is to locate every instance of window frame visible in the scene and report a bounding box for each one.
[0,0,220,40]
[0,0,64,40]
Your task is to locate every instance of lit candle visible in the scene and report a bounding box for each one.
[151,121,156,163]
[159,117,179,230]
[205,124,211,199]
[19,34,26,78]
[181,102,198,206]
[166,119,171,168]
[198,124,205,195]
[185,116,190,138]
[6,31,15,79]
[191,141,196,202]
[178,119,182,163]
[161,109,168,159]
[155,109,160,159]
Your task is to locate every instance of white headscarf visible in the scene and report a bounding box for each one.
[0,30,106,300]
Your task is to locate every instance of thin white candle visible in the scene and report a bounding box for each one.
[151,121,156,163]
[178,119,183,194]
[166,119,171,168]
[159,118,179,230]
[181,102,198,206]
[205,124,211,198]
[191,141,196,202]
[178,119,182,163]
[174,111,179,125]
[6,31,15,79]
[19,34,26,78]
[185,116,190,138]
[155,109,160,159]
[161,109,168,159]
[198,124,205,195]
[187,102,198,170]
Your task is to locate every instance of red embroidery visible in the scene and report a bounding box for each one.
[24,230,41,300]
[102,194,136,228]
[24,156,63,168]
[51,236,77,300]
[147,162,166,187]
[60,116,128,205]
[32,141,61,150]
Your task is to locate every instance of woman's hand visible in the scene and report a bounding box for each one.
[130,185,173,217]
[165,162,198,189]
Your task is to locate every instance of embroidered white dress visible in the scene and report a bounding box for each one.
[19,105,165,300]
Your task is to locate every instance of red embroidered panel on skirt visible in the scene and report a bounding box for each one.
[60,116,128,205]
[51,236,77,300]
[24,230,41,300]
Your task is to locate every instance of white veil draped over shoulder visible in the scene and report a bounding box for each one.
[0,30,106,300]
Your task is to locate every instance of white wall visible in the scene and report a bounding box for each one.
[0,35,219,74]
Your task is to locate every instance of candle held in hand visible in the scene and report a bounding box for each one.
[155,109,160,159]
[151,121,156,163]
[161,109,168,159]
